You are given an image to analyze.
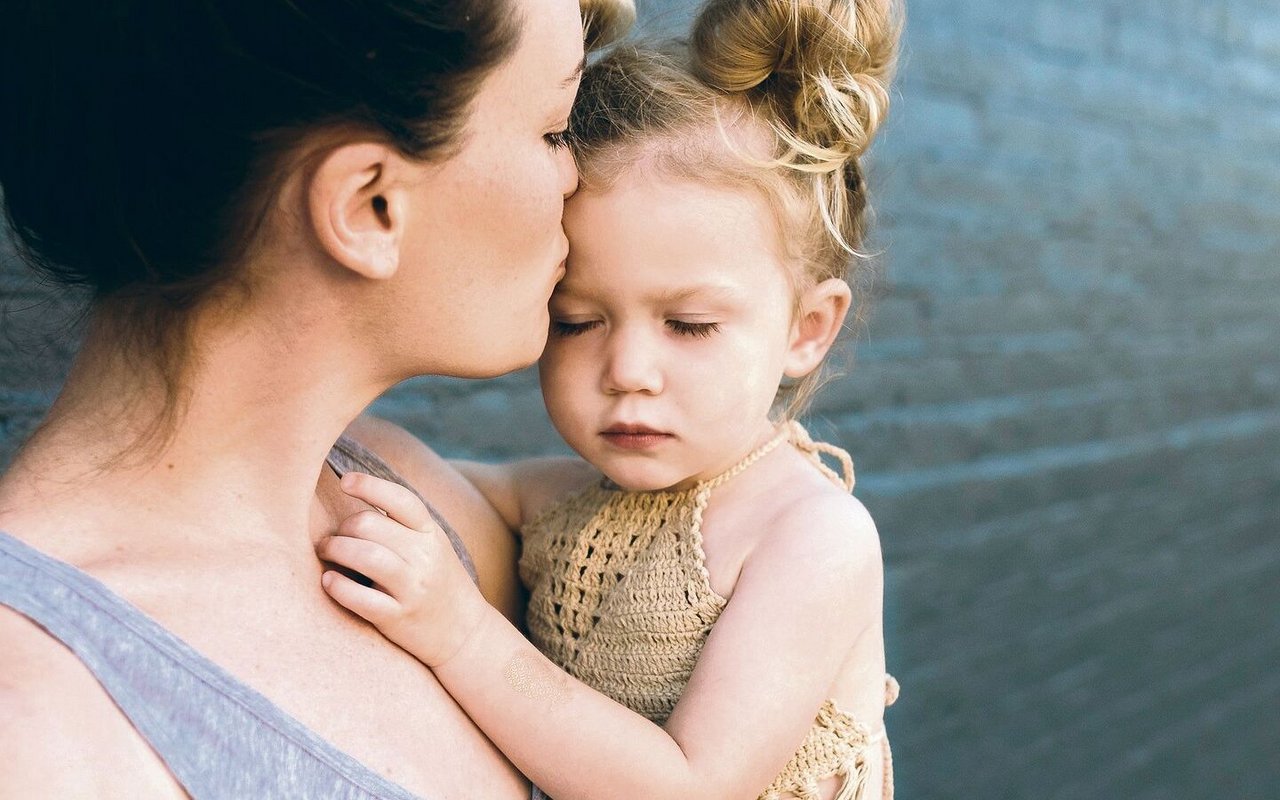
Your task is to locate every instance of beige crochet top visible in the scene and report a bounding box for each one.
[519,422,898,800]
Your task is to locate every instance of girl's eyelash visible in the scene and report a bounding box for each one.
[551,319,719,338]
[544,130,570,150]
[667,320,720,338]
[551,319,599,337]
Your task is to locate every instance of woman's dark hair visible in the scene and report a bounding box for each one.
[0,0,519,307]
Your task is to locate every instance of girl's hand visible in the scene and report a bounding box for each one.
[318,471,487,667]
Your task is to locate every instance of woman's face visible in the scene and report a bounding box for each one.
[395,0,585,378]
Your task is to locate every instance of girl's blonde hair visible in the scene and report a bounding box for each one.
[570,0,902,416]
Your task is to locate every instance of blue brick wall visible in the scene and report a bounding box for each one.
[3,2,1278,797]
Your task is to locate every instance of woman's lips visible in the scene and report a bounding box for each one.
[600,425,673,451]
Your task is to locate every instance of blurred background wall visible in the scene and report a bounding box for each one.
[2,1,1277,797]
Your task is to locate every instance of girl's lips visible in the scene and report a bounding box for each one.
[600,427,673,451]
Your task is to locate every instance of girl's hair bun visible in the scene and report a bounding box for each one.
[692,0,900,165]
[583,0,637,52]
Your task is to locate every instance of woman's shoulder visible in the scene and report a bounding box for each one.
[347,413,603,524]
[0,606,183,796]
[341,414,463,492]
[341,414,523,621]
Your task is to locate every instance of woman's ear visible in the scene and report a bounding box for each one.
[308,142,412,281]
[783,278,853,379]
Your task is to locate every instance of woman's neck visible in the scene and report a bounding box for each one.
[0,302,387,552]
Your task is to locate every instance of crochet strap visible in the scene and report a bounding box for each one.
[699,422,857,493]
[785,420,856,492]
[833,753,872,800]
[829,723,895,800]
[699,425,793,491]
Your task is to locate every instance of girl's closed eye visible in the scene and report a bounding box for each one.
[551,318,601,337]
[667,319,720,338]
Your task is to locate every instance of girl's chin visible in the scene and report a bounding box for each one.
[604,468,700,494]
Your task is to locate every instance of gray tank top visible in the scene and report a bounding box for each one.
[0,436,544,800]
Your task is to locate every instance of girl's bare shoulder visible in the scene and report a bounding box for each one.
[510,456,603,522]
[748,454,883,593]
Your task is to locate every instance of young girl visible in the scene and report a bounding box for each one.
[320,1,902,797]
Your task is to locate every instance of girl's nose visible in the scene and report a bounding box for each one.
[602,328,662,395]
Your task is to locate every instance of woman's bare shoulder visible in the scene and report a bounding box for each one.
[341,414,523,620]
[341,414,511,535]
[342,414,458,486]
[0,607,185,796]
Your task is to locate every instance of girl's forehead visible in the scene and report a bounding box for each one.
[559,207,793,308]
[577,107,775,190]
[572,165,766,224]
[553,276,746,305]
[566,168,788,266]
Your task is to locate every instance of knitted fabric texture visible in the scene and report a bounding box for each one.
[520,422,897,800]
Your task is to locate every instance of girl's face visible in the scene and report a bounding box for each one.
[396,0,584,378]
[540,170,801,491]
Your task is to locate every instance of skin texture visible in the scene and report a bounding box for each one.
[320,168,890,800]
[0,0,585,795]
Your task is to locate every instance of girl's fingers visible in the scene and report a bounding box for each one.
[318,534,411,598]
[337,507,423,557]
[339,472,435,531]
[321,569,401,625]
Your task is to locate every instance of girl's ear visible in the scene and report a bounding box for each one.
[307,142,413,281]
[783,278,852,379]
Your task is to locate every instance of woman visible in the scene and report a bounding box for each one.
[0,0,630,796]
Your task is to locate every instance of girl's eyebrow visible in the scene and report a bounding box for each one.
[648,284,740,304]
[554,282,740,305]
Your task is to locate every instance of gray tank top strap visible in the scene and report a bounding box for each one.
[0,440,543,799]
[0,529,425,799]
[327,434,479,585]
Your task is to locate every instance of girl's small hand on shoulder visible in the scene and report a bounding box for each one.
[317,472,486,667]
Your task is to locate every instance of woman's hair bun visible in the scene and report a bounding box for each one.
[692,0,901,163]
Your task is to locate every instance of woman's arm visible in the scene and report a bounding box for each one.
[320,473,884,800]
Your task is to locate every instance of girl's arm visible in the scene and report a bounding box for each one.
[450,456,600,532]
[320,472,883,800]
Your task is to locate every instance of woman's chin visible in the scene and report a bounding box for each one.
[450,360,538,380]
[437,342,547,380]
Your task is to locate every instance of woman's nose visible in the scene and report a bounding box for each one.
[559,147,579,200]
[602,328,662,395]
